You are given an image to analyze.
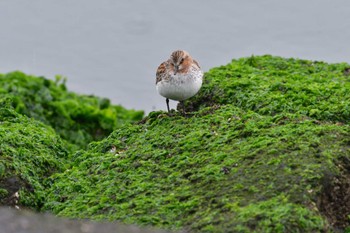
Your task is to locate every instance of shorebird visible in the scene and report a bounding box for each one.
[156,50,203,113]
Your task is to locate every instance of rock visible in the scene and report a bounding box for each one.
[0,207,170,233]
[2,56,350,232]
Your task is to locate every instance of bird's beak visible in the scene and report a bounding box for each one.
[174,66,178,75]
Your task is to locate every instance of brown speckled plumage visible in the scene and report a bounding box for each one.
[155,50,203,112]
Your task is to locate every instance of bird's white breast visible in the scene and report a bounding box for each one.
[156,69,203,101]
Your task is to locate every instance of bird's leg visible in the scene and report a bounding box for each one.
[166,98,170,113]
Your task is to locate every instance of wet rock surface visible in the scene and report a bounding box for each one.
[0,207,170,233]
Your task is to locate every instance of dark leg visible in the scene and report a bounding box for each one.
[166,98,170,112]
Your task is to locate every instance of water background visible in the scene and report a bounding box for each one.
[1,0,350,113]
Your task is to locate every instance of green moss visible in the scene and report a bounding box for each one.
[0,188,8,198]
[227,194,324,233]
[0,97,69,208]
[3,56,350,232]
[189,55,350,122]
[44,100,350,231]
[0,72,143,148]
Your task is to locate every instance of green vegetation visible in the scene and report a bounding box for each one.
[189,55,350,122]
[43,105,350,232]
[0,72,142,212]
[0,97,69,208]
[0,72,143,149]
[43,56,350,232]
[1,56,350,232]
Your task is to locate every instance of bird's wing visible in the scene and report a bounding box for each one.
[193,59,201,69]
[156,61,167,84]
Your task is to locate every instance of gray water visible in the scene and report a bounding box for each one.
[1,0,350,113]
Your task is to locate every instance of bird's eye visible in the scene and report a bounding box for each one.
[180,58,184,63]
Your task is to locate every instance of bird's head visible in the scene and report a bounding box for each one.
[170,50,192,75]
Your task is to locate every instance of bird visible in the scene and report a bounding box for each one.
[156,50,203,113]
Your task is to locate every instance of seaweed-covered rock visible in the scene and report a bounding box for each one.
[0,72,143,148]
[44,105,350,232]
[43,55,350,232]
[0,97,69,209]
[4,56,350,232]
[188,55,350,123]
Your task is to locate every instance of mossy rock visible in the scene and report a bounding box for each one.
[188,55,350,123]
[0,72,144,149]
[44,107,350,232]
[0,97,69,208]
[4,55,347,232]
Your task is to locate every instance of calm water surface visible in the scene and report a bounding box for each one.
[1,0,350,113]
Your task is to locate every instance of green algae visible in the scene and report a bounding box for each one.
[42,56,350,232]
[0,97,69,208]
[0,71,143,209]
[0,71,143,148]
[2,56,350,232]
[44,103,350,231]
[189,55,350,123]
